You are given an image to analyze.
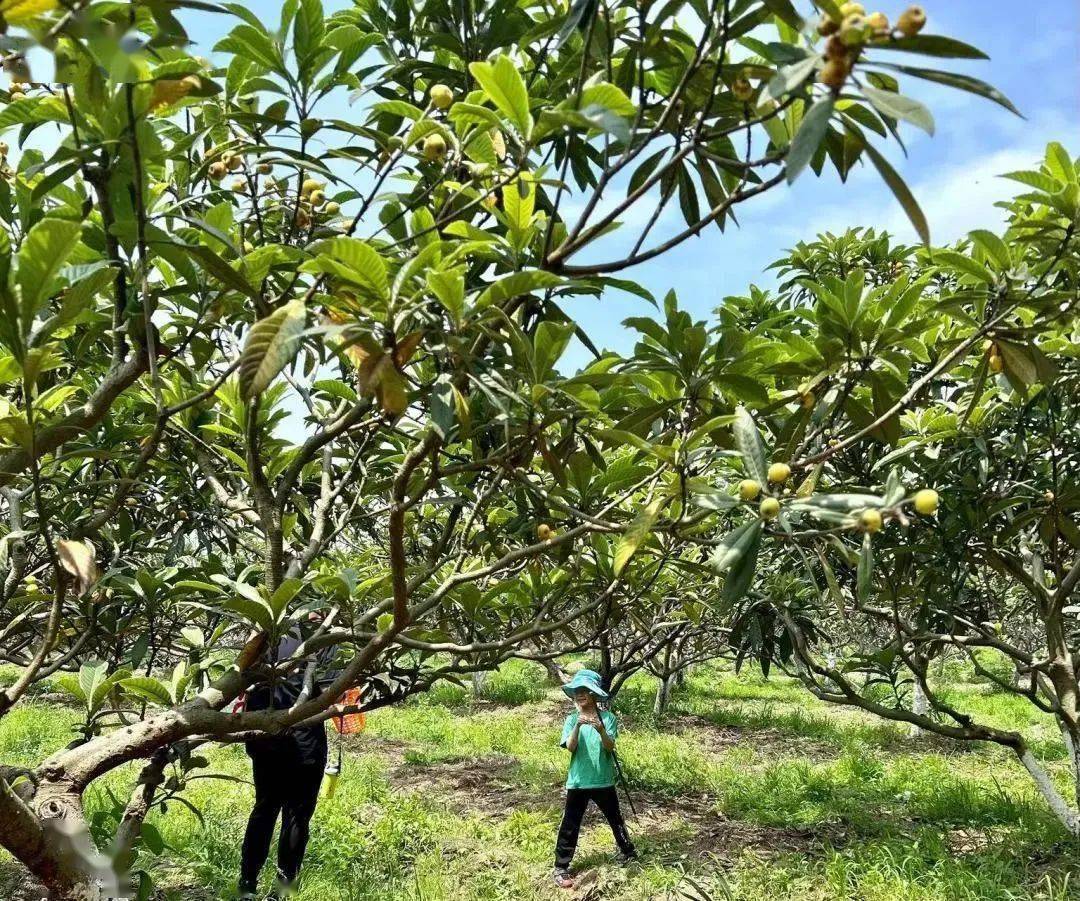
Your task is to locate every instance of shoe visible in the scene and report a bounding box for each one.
[270,873,296,899]
[613,824,637,864]
[553,869,575,889]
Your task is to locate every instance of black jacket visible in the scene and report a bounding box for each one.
[244,627,331,765]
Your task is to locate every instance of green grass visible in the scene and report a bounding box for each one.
[2,658,1078,899]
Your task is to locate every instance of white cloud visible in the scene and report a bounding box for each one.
[802,114,1080,246]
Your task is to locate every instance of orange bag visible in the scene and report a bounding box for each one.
[331,688,366,734]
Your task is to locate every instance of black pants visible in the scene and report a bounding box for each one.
[555,786,635,869]
[239,738,326,890]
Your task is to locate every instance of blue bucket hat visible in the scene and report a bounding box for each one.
[562,669,608,701]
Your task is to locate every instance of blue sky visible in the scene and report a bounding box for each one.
[183,1,1078,368]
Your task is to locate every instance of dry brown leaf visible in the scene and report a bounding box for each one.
[57,539,100,596]
[392,330,424,368]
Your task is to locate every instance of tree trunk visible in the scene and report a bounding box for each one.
[0,777,123,900]
[908,675,928,737]
[1016,745,1080,835]
[471,670,488,696]
[653,673,675,717]
[538,657,568,686]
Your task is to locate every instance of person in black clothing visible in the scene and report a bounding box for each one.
[237,626,329,899]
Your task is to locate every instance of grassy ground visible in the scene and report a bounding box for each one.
[1,661,1078,900]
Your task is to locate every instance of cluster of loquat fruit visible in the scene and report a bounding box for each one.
[204,148,342,230]
[419,83,455,163]
[984,340,1005,374]
[738,462,940,535]
[738,463,793,522]
[818,3,927,91]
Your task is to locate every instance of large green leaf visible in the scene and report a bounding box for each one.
[861,86,934,136]
[303,237,388,302]
[269,578,303,621]
[786,97,834,183]
[613,496,664,576]
[766,57,817,101]
[711,520,763,573]
[78,660,108,713]
[857,533,874,601]
[533,320,574,380]
[293,0,325,68]
[469,55,533,138]
[475,270,563,308]
[733,407,768,483]
[238,299,307,401]
[875,65,1020,117]
[931,249,994,285]
[503,174,535,235]
[876,34,988,60]
[17,218,81,336]
[968,229,1012,270]
[577,82,634,117]
[223,595,277,632]
[179,243,263,301]
[721,524,763,604]
[121,676,174,707]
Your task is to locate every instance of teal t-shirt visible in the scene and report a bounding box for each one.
[560,710,618,789]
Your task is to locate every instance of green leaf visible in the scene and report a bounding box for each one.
[427,265,466,323]
[576,82,635,117]
[238,299,307,401]
[710,520,763,573]
[861,86,934,136]
[140,822,166,855]
[533,320,574,380]
[613,496,665,576]
[371,100,423,120]
[17,218,81,335]
[448,102,504,131]
[304,237,388,302]
[293,0,325,68]
[179,243,263,301]
[733,407,768,484]
[766,57,817,101]
[876,35,988,59]
[761,0,804,29]
[931,249,994,284]
[876,65,1021,117]
[78,660,108,713]
[475,270,563,309]
[857,533,873,600]
[1046,143,1076,185]
[721,524,763,604]
[556,0,598,48]
[968,229,1012,270]
[121,676,174,707]
[860,139,929,245]
[793,493,885,513]
[503,174,535,235]
[468,55,532,138]
[814,0,843,20]
[786,97,834,183]
[0,96,66,130]
[269,578,303,621]
[223,595,276,632]
[996,339,1042,387]
[692,488,740,512]
[214,24,283,73]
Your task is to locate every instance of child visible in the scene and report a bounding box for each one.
[553,670,636,889]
